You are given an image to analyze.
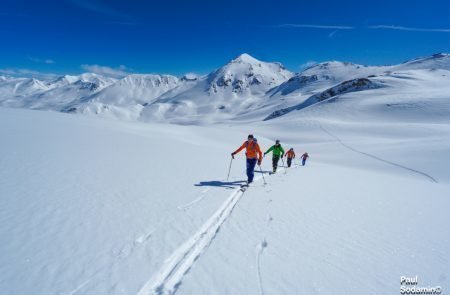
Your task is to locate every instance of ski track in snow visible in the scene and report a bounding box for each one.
[256,239,268,295]
[67,279,91,295]
[64,228,157,295]
[255,186,275,295]
[319,125,438,183]
[137,175,266,295]
[177,188,211,211]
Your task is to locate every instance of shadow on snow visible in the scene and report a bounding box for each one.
[194,180,247,189]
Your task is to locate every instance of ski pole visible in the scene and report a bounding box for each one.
[227,157,233,181]
[281,157,287,174]
[259,164,267,185]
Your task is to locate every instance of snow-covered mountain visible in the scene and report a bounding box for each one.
[1,53,450,123]
[139,54,294,123]
[269,53,450,100]
[0,76,48,98]
[69,74,180,120]
[396,52,450,70]
[265,77,383,120]
[0,73,117,110]
[207,53,293,95]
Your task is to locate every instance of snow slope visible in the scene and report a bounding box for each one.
[1,101,449,294]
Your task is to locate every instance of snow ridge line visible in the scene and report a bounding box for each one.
[137,186,248,295]
[319,126,438,183]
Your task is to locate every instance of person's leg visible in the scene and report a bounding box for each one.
[287,158,292,167]
[274,156,280,172]
[246,158,251,181]
[302,158,306,166]
[247,158,257,183]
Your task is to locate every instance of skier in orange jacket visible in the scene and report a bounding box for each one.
[284,148,296,168]
[231,134,263,184]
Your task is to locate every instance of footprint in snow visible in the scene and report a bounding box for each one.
[260,239,268,249]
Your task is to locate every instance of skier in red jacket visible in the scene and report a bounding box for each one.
[301,152,309,166]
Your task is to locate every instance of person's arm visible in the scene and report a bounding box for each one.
[264,145,274,155]
[256,144,263,165]
[281,146,285,157]
[293,152,296,158]
[231,142,246,158]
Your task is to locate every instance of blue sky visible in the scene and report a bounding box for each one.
[1,0,450,77]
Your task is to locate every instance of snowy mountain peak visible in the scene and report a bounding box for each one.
[207,54,294,95]
[25,78,48,89]
[47,75,79,88]
[231,53,260,64]
[58,75,79,83]
[303,61,362,72]
[401,52,450,65]
[395,53,450,72]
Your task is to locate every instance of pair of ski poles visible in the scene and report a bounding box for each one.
[227,157,267,185]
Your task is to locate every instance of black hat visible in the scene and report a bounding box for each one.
[248,134,254,139]
[275,139,280,144]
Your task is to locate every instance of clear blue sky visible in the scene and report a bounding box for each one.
[1,0,450,77]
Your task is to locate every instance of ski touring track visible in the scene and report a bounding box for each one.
[137,174,267,295]
[256,239,268,295]
[255,211,273,295]
[319,125,438,183]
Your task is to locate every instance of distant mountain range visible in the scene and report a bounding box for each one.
[1,53,449,124]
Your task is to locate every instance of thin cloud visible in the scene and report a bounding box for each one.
[28,56,55,64]
[369,25,450,33]
[328,30,337,38]
[81,64,130,78]
[273,24,354,30]
[299,61,317,71]
[0,68,58,79]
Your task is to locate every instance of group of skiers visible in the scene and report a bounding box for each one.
[231,134,309,184]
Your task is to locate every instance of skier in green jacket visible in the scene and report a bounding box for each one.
[264,139,285,173]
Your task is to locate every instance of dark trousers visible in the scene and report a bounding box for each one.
[246,158,257,183]
[272,156,280,172]
[287,157,292,167]
[302,158,306,166]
